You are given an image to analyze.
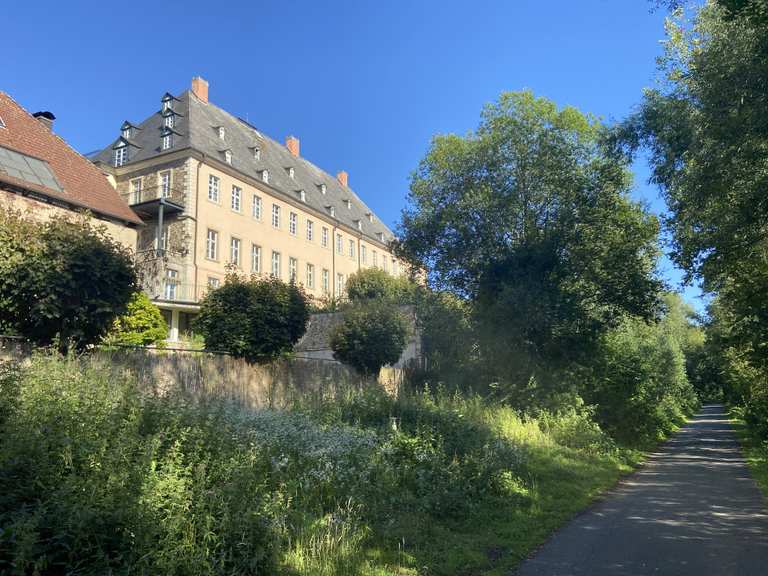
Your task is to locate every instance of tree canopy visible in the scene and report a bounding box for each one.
[398,91,663,390]
[0,210,137,350]
[194,273,309,362]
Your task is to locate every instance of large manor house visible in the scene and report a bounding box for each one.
[0,78,404,341]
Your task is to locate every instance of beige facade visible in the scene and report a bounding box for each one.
[107,151,403,341]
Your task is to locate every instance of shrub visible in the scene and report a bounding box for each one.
[345,268,417,304]
[103,291,168,346]
[0,210,137,350]
[194,272,309,362]
[330,303,410,376]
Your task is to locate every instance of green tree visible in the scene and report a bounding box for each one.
[0,210,137,349]
[345,268,417,304]
[194,273,309,362]
[398,91,663,399]
[331,303,410,376]
[103,291,168,347]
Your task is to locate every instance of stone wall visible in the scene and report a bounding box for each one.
[0,338,403,409]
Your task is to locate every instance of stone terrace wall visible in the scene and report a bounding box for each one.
[0,337,403,409]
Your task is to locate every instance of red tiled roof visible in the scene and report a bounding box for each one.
[0,92,142,225]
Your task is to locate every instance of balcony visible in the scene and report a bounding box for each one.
[124,184,185,220]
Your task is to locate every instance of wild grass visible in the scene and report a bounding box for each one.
[730,408,768,497]
[0,353,638,575]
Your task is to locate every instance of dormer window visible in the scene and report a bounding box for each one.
[346,199,352,210]
[356,220,362,231]
[122,127,131,139]
[252,147,261,160]
[162,101,171,112]
[262,170,269,184]
[299,190,306,202]
[367,212,374,223]
[218,127,225,140]
[329,206,336,218]
[114,144,128,167]
[161,93,174,112]
[161,128,173,151]
[224,150,232,164]
[319,183,327,195]
[164,115,174,128]
[377,232,384,242]
[287,167,295,179]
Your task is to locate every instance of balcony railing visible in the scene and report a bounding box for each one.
[123,184,185,208]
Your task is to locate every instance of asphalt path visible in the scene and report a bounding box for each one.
[515,405,768,575]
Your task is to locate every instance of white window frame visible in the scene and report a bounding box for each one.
[336,233,343,254]
[251,243,261,273]
[321,227,329,248]
[349,239,355,259]
[208,175,220,203]
[164,115,174,128]
[206,229,219,260]
[164,269,179,300]
[207,276,220,289]
[373,250,378,267]
[262,170,269,183]
[130,178,142,204]
[230,237,241,266]
[322,269,330,294]
[289,257,298,282]
[361,244,367,264]
[271,251,281,278]
[162,133,172,150]
[225,150,232,164]
[231,185,242,212]
[336,273,344,297]
[252,194,262,219]
[271,204,281,228]
[306,263,314,288]
[289,212,298,236]
[114,145,127,167]
[306,220,314,241]
[160,171,171,198]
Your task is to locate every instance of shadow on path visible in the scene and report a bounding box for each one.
[514,405,768,575]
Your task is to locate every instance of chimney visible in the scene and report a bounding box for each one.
[191,76,209,103]
[336,170,348,187]
[286,135,300,157]
[33,111,56,131]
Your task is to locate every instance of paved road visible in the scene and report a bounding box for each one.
[515,405,768,575]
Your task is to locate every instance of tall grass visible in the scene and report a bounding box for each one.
[0,353,634,575]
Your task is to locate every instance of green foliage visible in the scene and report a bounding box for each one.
[345,268,417,304]
[331,303,410,375]
[0,353,636,575]
[194,272,310,362]
[0,210,137,350]
[398,91,663,401]
[584,294,700,446]
[103,291,168,347]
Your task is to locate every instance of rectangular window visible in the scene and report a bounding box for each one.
[130,178,142,203]
[157,225,169,251]
[162,134,172,150]
[207,276,220,289]
[372,250,378,267]
[206,229,218,260]
[164,269,178,300]
[306,219,314,241]
[208,175,220,202]
[164,114,174,128]
[336,233,343,254]
[271,251,281,278]
[289,257,298,282]
[271,204,281,228]
[322,269,330,294]
[289,212,298,236]
[230,237,241,266]
[231,185,242,212]
[250,243,261,273]
[321,226,329,248]
[252,194,262,219]
[361,244,367,264]
[306,263,315,289]
[383,257,389,273]
[114,146,127,167]
[349,239,355,259]
[336,273,344,297]
[160,171,171,198]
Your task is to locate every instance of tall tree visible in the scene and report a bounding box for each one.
[398,92,662,397]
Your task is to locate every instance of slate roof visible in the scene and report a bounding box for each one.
[0,92,142,225]
[91,90,395,244]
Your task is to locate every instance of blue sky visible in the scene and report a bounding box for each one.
[3,0,705,310]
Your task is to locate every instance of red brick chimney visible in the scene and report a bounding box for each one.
[336,170,348,187]
[286,135,300,158]
[191,76,209,103]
